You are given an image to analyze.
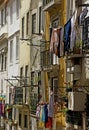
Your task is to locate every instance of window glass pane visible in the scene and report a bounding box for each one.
[32,13,36,34]
[16,36,19,59]
[24,115,27,128]
[16,0,19,18]
[22,17,24,38]
[19,113,21,126]
[10,40,13,63]
[10,4,13,24]
[26,12,29,35]
[39,6,42,33]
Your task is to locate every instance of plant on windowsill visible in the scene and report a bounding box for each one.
[73,41,82,54]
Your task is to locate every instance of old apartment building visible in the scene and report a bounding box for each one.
[0,0,89,130]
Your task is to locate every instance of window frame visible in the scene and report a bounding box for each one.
[32,13,36,34]
[82,17,89,46]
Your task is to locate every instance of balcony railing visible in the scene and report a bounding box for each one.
[14,87,23,104]
[43,0,61,11]
[41,50,59,69]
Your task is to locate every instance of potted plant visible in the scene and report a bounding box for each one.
[73,41,82,54]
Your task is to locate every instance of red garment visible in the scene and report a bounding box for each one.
[45,117,52,128]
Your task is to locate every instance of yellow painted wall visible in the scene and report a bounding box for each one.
[45,0,67,127]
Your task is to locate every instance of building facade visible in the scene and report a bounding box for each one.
[40,0,67,129]
[0,0,89,130]
[0,0,8,129]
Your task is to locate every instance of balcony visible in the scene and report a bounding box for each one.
[14,87,23,105]
[43,0,61,11]
[41,50,59,71]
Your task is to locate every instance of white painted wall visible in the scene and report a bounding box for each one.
[8,0,20,37]
[6,1,20,130]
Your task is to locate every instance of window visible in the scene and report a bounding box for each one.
[4,55,7,70]
[14,108,16,120]
[52,18,59,28]
[1,54,4,71]
[24,115,27,128]
[0,55,1,71]
[20,67,23,78]
[20,67,23,85]
[16,0,19,18]
[39,6,42,34]
[19,113,21,126]
[1,9,4,26]
[82,17,89,46]
[25,65,28,102]
[16,36,19,59]
[25,65,28,82]
[26,12,29,35]
[22,17,24,38]
[1,79,3,94]
[52,78,59,103]
[32,13,36,34]
[10,40,13,63]
[1,7,6,26]
[10,4,13,24]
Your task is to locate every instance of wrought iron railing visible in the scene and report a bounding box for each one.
[43,0,53,6]
[41,50,59,68]
[41,50,53,68]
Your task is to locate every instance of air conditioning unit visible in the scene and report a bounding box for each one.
[68,92,86,111]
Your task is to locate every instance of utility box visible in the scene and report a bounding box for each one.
[68,92,86,111]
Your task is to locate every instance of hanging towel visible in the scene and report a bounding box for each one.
[64,19,71,52]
